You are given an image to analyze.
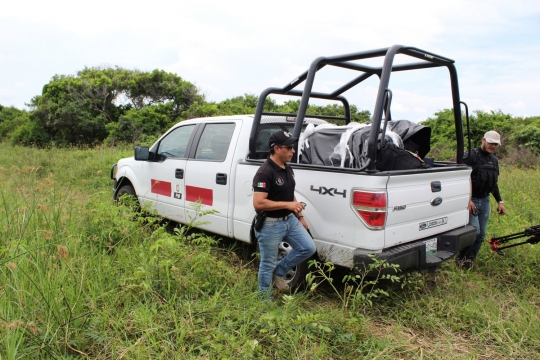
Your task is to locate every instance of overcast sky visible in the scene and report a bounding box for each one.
[1,0,539,122]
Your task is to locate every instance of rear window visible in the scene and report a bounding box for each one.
[255,116,328,152]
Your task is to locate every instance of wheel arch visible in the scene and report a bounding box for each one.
[114,175,137,200]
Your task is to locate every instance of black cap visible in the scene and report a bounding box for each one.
[268,131,298,149]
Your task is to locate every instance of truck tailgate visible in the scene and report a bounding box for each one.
[384,167,471,249]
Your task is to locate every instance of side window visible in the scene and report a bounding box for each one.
[157,125,196,159]
[194,123,235,161]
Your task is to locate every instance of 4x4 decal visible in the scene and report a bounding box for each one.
[310,185,346,198]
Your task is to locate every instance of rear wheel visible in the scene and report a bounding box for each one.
[276,241,309,290]
[253,236,310,291]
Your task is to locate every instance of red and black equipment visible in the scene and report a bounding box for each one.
[488,225,540,256]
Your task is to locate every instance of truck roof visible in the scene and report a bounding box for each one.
[172,114,328,127]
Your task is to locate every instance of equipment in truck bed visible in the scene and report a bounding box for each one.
[299,120,431,171]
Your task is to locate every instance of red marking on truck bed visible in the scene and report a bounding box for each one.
[151,179,171,197]
[186,186,213,206]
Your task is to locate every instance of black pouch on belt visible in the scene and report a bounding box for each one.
[254,211,267,231]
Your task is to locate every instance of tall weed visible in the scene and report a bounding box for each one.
[306,257,402,310]
[1,142,540,359]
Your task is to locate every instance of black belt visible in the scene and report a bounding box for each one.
[265,213,294,222]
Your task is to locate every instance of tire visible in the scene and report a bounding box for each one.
[276,241,310,290]
[115,185,139,211]
[254,237,310,291]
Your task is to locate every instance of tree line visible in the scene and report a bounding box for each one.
[422,109,540,165]
[1,66,539,161]
[0,67,369,147]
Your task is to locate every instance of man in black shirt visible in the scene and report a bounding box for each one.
[457,130,506,269]
[252,130,316,297]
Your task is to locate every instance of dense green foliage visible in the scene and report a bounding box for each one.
[0,67,371,147]
[182,94,371,124]
[1,67,539,165]
[1,68,200,146]
[423,109,540,163]
[0,105,31,140]
[0,143,539,358]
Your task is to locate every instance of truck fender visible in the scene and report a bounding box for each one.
[114,166,140,198]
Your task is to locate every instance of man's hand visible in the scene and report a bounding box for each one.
[469,200,477,215]
[497,203,506,215]
[286,201,306,215]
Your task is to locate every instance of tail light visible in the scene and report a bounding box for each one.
[352,190,387,229]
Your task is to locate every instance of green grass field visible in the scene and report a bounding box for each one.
[1,143,539,359]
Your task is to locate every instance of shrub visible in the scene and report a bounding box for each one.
[501,146,540,168]
[0,106,31,140]
[105,104,174,145]
[10,118,51,146]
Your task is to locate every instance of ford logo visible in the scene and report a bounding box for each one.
[430,197,443,206]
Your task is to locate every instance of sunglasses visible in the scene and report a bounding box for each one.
[278,145,294,150]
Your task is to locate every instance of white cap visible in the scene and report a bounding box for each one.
[484,130,501,145]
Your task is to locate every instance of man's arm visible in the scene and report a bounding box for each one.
[491,156,505,214]
[253,191,305,215]
[491,186,505,215]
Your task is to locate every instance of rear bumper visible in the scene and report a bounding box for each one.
[353,225,476,273]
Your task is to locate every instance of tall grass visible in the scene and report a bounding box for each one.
[1,143,539,359]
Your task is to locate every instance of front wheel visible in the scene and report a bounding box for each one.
[115,185,139,211]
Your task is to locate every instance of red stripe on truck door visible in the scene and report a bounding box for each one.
[186,186,213,206]
[151,179,171,197]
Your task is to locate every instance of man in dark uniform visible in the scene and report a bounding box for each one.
[457,130,506,269]
[252,130,316,297]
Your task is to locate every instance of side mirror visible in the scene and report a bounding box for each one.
[134,146,149,161]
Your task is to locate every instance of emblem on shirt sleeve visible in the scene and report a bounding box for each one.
[256,182,267,188]
[275,176,284,186]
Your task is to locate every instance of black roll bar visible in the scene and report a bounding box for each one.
[367,45,400,169]
[249,87,351,157]
[448,64,464,164]
[460,101,471,154]
[250,45,464,167]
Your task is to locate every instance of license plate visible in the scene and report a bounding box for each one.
[419,216,448,231]
[424,238,437,255]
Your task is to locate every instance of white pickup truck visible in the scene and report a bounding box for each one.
[112,45,476,287]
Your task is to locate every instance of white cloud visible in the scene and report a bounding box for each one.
[194,82,224,100]
[508,101,526,110]
[0,0,539,119]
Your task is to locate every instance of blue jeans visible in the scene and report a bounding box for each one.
[255,215,316,296]
[460,196,491,261]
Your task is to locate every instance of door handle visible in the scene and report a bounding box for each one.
[216,173,227,185]
[175,169,184,179]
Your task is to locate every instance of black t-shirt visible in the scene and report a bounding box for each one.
[253,157,295,218]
